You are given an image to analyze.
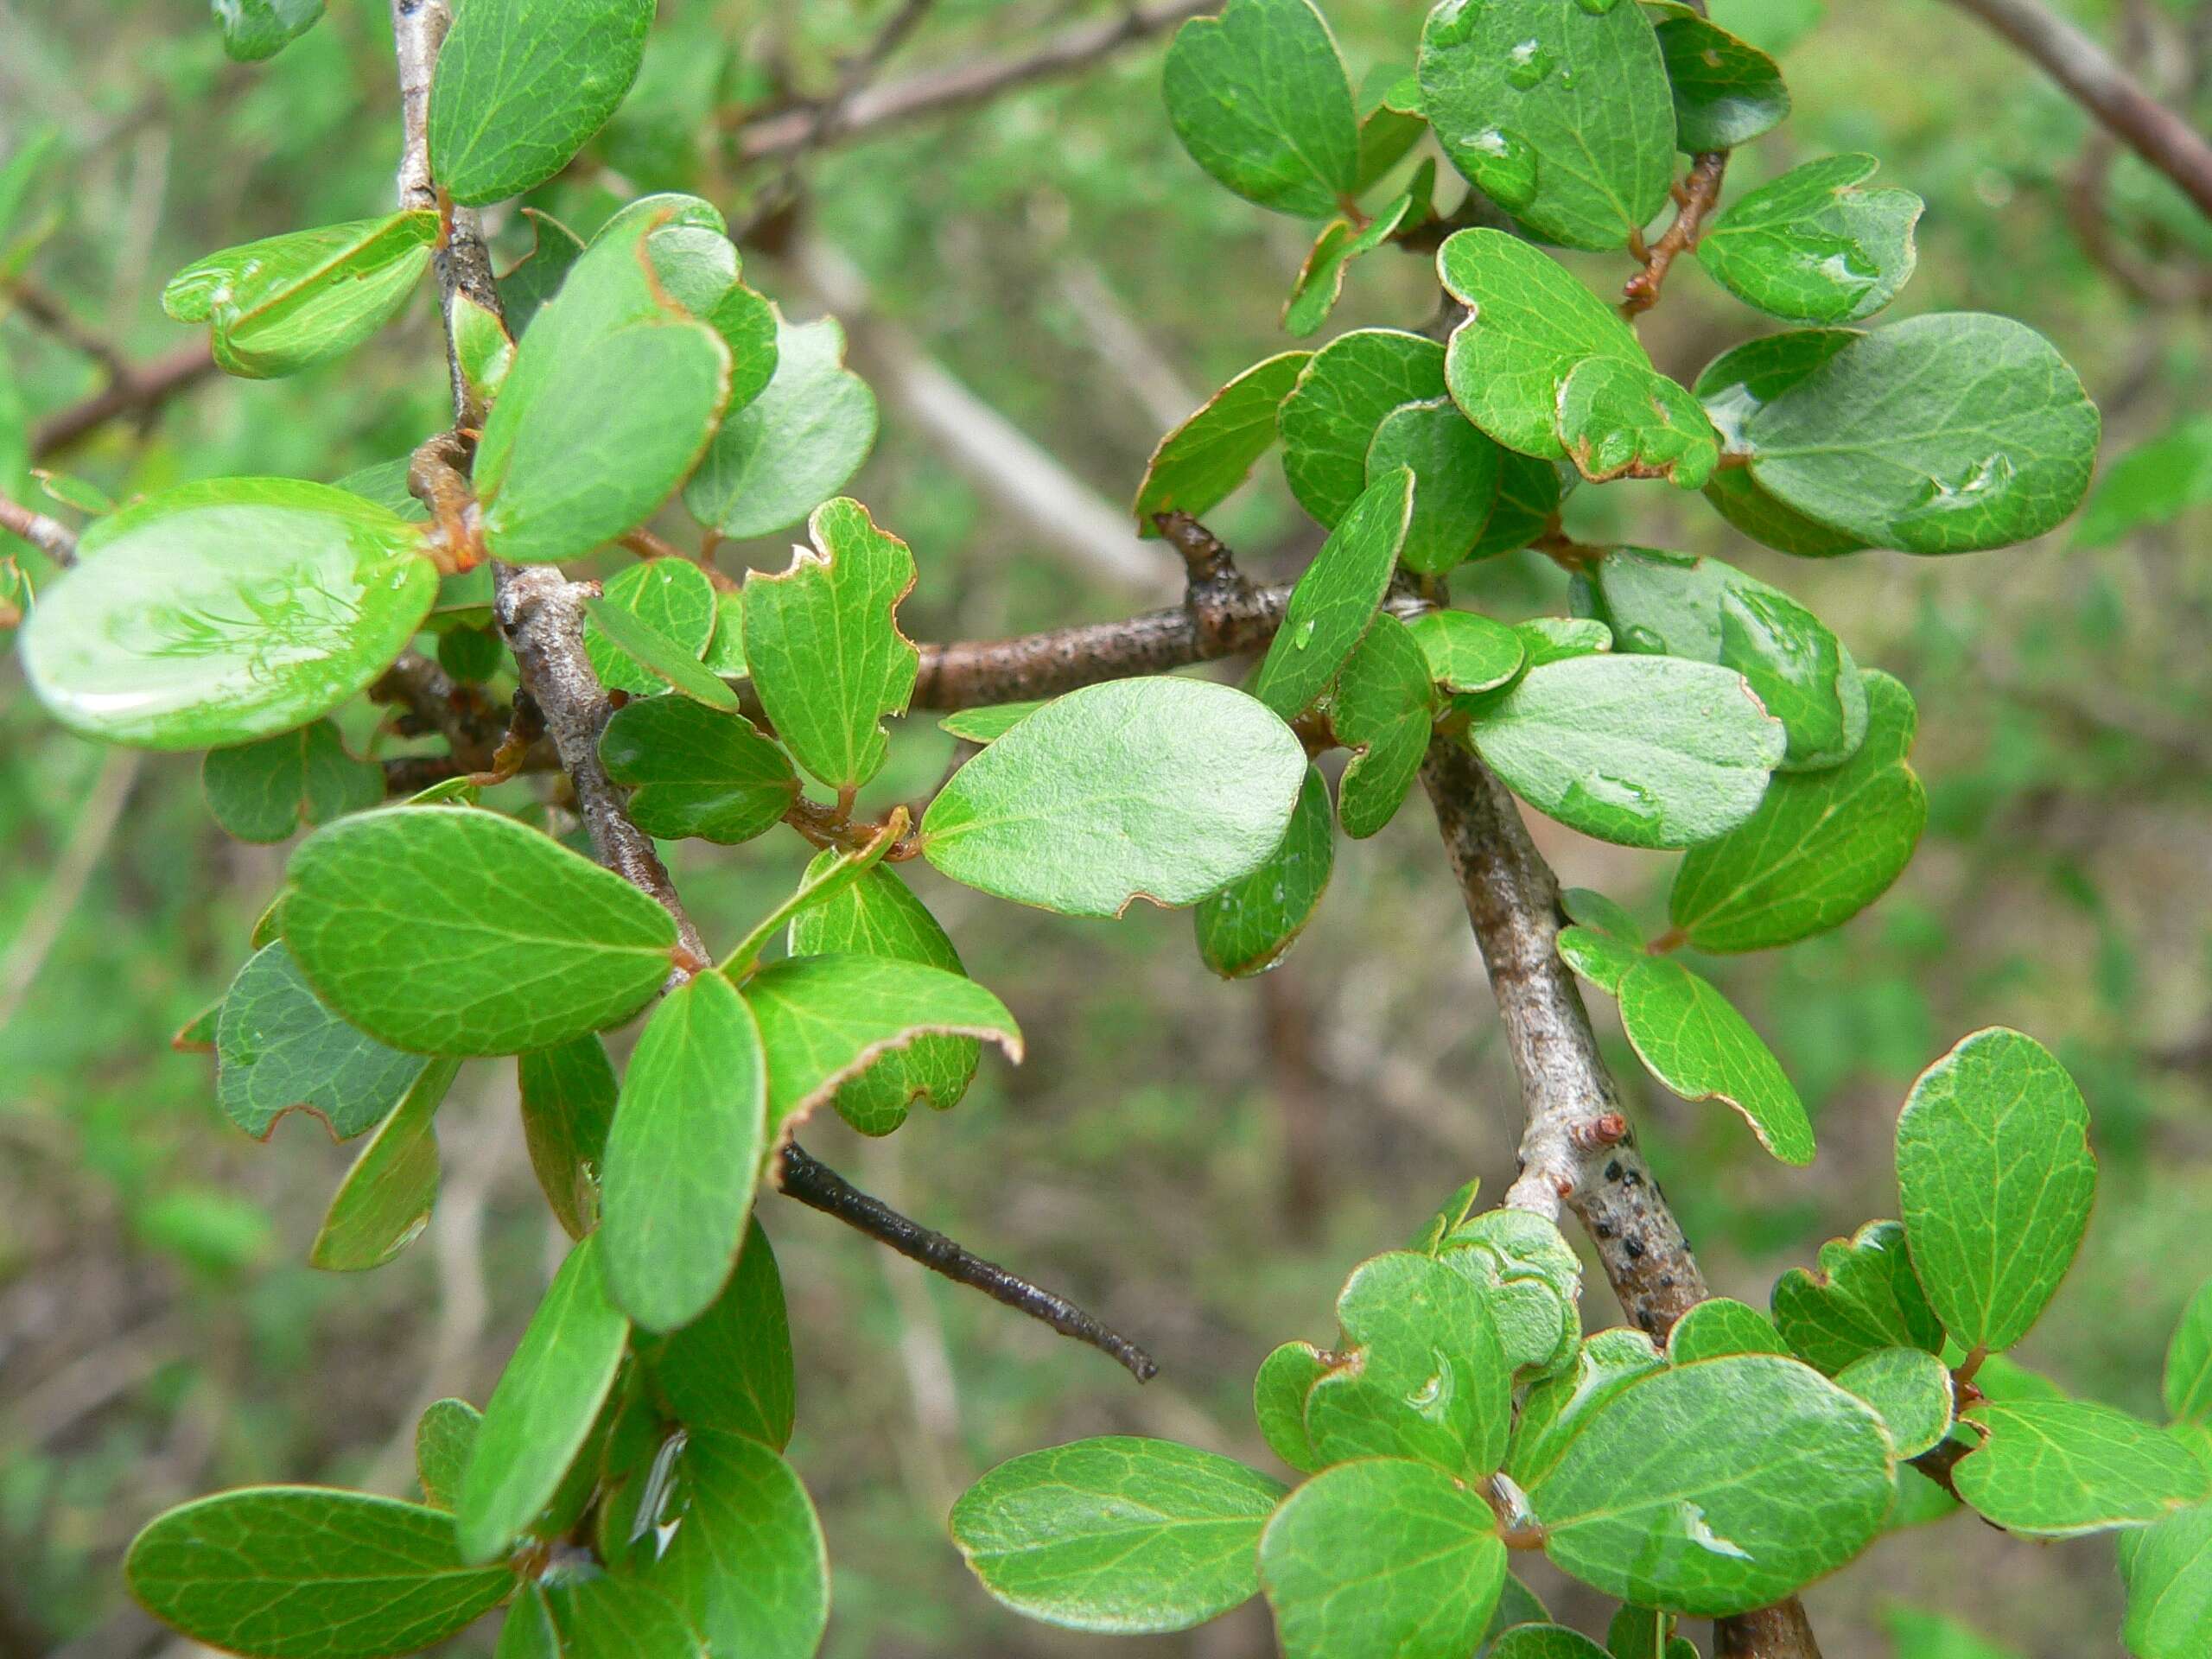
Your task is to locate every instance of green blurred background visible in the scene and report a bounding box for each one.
[3,1,2209,1655]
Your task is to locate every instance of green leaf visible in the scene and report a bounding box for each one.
[1409,608,1524,695]
[702,587,748,677]
[922,677,1307,918]
[582,559,717,696]
[743,498,918,791]
[1366,397,1503,575]
[203,720,383,843]
[481,319,731,564]
[1555,357,1720,490]
[1529,1353,1893,1615]
[599,971,767,1332]
[1669,670,1923,950]
[2167,1280,2212,1425]
[1697,155,1921,325]
[1161,0,1359,217]
[683,313,878,539]
[1582,546,1867,772]
[1517,616,1613,668]
[1666,1297,1789,1364]
[647,1431,827,1659]
[581,596,741,711]
[720,818,904,976]
[498,210,587,339]
[1693,329,1870,556]
[1656,13,1789,150]
[1332,613,1435,838]
[1564,886,1644,944]
[1834,1345,1953,1459]
[952,1437,1283,1632]
[414,1399,480,1510]
[456,1232,630,1561]
[1283,174,1429,337]
[1556,925,1641,995]
[1894,1027,2095,1353]
[429,0,653,205]
[1487,1626,1609,1659]
[1506,1327,1664,1489]
[1357,69,1427,189]
[450,291,513,415]
[1279,328,1446,526]
[22,479,435,750]
[1252,467,1414,719]
[1469,654,1783,849]
[1618,957,1811,1162]
[1258,1457,1506,1659]
[1770,1219,1943,1375]
[649,1218,793,1447]
[216,942,429,1141]
[1606,1605,1695,1659]
[601,696,796,845]
[1195,763,1336,977]
[2072,415,2212,548]
[1135,352,1312,529]
[310,1058,460,1271]
[540,1575,703,1659]
[163,213,435,378]
[1419,0,1674,246]
[1483,1578,1554,1648]
[1956,1401,2209,1536]
[1438,229,1650,460]
[1471,452,1571,560]
[125,1488,512,1657]
[2121,1497,2212,1659]
[1440,1209,1583,1377]
[518,1037,618,1240]
[1306,1250,1511,1478]
[938,702,1043,743]
[211,0,323,60]
[787,862,983,1133]
[1741,313,2100,554]
[741,954,1021,1141]
[285,807,679,1056]
[1255,1342,1329,1473]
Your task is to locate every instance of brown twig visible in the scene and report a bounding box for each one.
[775,1142,1158,1382]
[729,0,1211,160]
[29,345,219,461]
[1942,0,2212,220]
[1417,738,1822,1659]
[0,492,79,565]
[388,0,709,966]
[1622,151,1728,317]
[3,279,133,381]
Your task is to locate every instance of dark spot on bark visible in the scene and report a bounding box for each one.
[1592,1220,1614,1239]
[1605,1160,1624,1182]
[1624,1236,1646,1260]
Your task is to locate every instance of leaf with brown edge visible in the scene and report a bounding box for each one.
[742,954,1021,1143]
[742,497,918,792]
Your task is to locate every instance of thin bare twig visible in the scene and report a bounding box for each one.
[1942,0,2212,219]
[731,0,1211,160]
[0,491,79,565]
[30,345,219,461]
[1418,738,1823,1658]
[387,0,708,964]
[776,1142,1159,1382]
[1623,151,1728,316]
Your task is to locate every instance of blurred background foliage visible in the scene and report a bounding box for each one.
[3,0,2210,1656]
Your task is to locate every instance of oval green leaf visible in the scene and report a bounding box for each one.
[283,806,680,1056]
[921,677,1307,918]
[1194,763,1336,978]
[22,479,435,750]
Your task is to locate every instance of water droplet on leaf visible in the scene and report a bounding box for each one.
[1504,38,1556,88]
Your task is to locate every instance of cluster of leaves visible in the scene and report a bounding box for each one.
[0,0,2171,1654]
[950,1029,2212,1653]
